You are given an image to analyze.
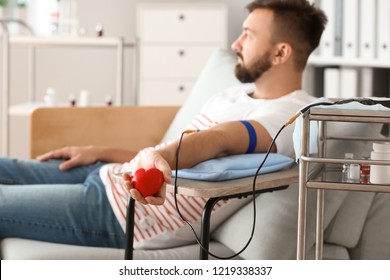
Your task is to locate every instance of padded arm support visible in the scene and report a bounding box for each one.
[29,106,179,158]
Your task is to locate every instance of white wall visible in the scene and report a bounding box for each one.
[0,0,251,158]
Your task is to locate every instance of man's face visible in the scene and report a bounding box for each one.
[232,9,274,83]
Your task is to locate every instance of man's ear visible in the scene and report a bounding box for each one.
[272,43,292,65]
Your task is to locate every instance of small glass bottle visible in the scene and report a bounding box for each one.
[50,12,59,35]
[96,24,104,37]
[342,153,354,183]
[348,164,360,183]
[79,90,90,107]
[360,156,371,184]
[69,94,76,106]
[44,87,56,107]
[105,94,113,106]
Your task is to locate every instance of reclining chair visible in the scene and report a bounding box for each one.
[1,49,389,260]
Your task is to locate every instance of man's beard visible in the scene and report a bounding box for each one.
[234,51,272,83]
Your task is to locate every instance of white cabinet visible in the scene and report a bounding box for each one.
[136,3,228,105]
[0,33,135,157]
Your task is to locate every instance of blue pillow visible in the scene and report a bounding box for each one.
[172,153,294,181]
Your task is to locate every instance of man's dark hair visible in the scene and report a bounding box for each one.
[246,0,327,70]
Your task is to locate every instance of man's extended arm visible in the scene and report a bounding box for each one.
[161,120,274,169]
[37,145,138,171]
[126,120,275,205]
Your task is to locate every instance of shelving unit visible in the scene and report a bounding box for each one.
[296,107,390,260]
[305,56,390,100]
[1,20,137,156]
[7,36,136,103]
[305,0,390,99]
[308,55,390,69]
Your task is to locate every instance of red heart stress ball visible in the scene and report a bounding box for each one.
[130,168,164,197]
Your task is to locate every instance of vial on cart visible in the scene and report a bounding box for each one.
[348,164,360,183]
[342,153,354,183]
[360,156,371,184]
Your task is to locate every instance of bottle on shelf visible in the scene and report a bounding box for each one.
[44,87,57,107]
[360,156,371,184]
[49,0,60,35]
[342,153,353,182]
[95,23,104,37]
[348,164,360,183]
[50,11,59,35]
[342,153,359,183]
[370,142,390,184]
[79,89,90,107]
[68,93,76,106]
[105,94,113,106]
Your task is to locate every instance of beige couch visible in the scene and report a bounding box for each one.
[0,105,350,260]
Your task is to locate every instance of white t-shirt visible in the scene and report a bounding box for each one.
[100,85,312,249]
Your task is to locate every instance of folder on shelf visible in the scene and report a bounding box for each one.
[309,0,321,56]
[342,0,359,58]
[372,68,390,97]
[377,0,390,60]
[359,0,377,59]
[334,0,343,56]
[324,67,340,98]
[359,67,374,97]
[319,0,336,57]
[359,68,390,98]
[302,65,316,96]
[340,67,359,98]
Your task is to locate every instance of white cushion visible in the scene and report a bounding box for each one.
[212,183,349,259]
[0,238,239,260]
[349,193,390,259]
[161,48,241,143]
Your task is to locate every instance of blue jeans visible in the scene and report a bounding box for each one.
[0,158,125,248]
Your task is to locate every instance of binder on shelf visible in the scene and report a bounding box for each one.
[372,68,390,97]
[334,0,343,56]
[359,68,390,98]
[302,65,316,96]
[359,0,377,60]
[340,67,359,98]
[319,0,336,57]
[342,0,359,58]
[359,67,374,97]
[377,0,390,60]
[324,67,340,99]
[308,0,321,56]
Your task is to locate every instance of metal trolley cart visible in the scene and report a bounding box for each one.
[296,107,390,260]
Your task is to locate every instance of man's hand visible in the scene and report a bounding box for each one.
[123,150,172,205]
[36,146,101,171]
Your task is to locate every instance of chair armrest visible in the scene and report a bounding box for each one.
[29,106,179,158]
[171,164,299,197]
